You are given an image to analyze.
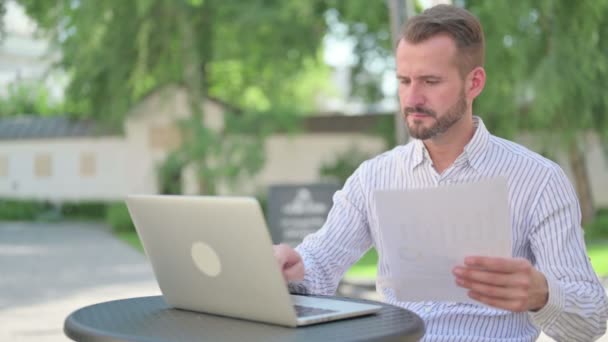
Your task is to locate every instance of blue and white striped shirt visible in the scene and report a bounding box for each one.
[293,117,608,341]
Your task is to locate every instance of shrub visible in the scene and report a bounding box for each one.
[106,203,135,233]
[585,209,608,239]
[319,146,370,185]
[0,199,47,220]
[61,202,107,220]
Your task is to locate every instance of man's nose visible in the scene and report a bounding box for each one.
[402,83,426,108]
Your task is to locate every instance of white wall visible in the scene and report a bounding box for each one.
[233,133,386,195]
[0,106,606,208]
[585,134,608,207]
[124,85,226,195]
[0,137,130,201]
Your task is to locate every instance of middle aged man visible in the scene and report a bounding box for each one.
[273,4,608,342]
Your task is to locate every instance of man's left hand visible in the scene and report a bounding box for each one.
[453,256,549,312]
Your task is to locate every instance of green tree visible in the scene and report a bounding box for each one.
[0,82,64,116]
[468,0,608,223]
[322,1,395,103]
[12,0,335,194]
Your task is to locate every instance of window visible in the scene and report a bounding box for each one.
[34,154,52,178]
[0,155,7,177]
[80,152,96,177]
[148,124,181,150]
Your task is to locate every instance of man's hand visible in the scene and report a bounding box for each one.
[273,243,305,282]
[453,256,549,312]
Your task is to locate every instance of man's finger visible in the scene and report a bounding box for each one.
[456,277,528,300]
[283,261,304,282]
[273,245,287,267]
[453,267,531,288]
[464,256,531,273]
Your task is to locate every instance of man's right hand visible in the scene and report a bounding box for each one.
[273,243,305,282]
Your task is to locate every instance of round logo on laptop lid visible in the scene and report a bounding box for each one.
[191,241,222,277]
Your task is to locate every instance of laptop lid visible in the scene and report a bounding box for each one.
[125,195,381,327]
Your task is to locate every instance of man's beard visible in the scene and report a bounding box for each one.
[404,91,467,140]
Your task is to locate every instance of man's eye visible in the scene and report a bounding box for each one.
[426,80,439,85]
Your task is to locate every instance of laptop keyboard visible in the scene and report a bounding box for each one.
[294,305,338,317]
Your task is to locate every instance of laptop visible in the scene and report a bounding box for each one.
[125,195,382,327]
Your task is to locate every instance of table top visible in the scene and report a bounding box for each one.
[64,295,425,342]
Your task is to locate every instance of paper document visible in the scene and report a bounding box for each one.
[374,177,512,304]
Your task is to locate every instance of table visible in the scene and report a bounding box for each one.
[64,295,425,342]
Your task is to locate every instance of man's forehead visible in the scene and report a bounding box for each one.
[398,35,457,58]
[396,35,459,73]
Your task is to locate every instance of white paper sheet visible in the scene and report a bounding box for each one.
[374,177,512,304]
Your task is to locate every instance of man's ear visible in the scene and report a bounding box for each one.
[466,67,486,101]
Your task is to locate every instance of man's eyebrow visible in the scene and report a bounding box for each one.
[396,75,442,80]
[417,75,442,80]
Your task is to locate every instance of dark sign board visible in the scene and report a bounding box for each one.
[267,183,341,247]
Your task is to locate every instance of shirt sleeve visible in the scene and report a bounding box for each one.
[528,167,608,341]
[290,164,373,295]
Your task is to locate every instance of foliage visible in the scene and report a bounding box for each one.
[60,202,107,220]
[14,0,332,124]
[318,116,392,186]
[116,231,144,252]
[0,199,107,221]
[466,0,608,222]
[345,248,378,279]
[158,152,185,195]
[585,208,608,239]
[0,0,6,38]
[0,83,65,117]
[0,199,47,220]
[321,1,393,103]
[106,203,135,234]
[586,243,608,277]
[466,1,608,142]
[319,146,371,185]
[12,0,348,194]
[371,114,397,147]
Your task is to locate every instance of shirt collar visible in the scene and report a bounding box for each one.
[411,138,427,170]
[408,116,491,172]
[463,116,491,172]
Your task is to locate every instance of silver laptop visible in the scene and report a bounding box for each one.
[125,195,382,327]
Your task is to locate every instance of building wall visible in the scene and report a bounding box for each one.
[0,137,129,201]
[243,133,385,194]
[0,110,606,208]
[585,134,608,206]
[124,85,227,195]
[251,132,608,208]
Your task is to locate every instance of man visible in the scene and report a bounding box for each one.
[273,4,608,341]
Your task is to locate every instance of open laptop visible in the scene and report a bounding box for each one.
[125,195,382,327]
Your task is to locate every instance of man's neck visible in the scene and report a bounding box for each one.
[423,115,476,174]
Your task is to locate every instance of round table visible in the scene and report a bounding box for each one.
[64,295,425,342]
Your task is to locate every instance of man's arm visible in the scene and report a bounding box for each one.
[456,169,608,341]
[281,166,373,295]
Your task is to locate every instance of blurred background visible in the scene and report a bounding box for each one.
[0,0,607,340]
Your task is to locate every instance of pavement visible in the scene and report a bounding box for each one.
[0,221,606,341]
[0,221,160,341]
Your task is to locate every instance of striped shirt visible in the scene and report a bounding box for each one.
[292,117,608,341]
